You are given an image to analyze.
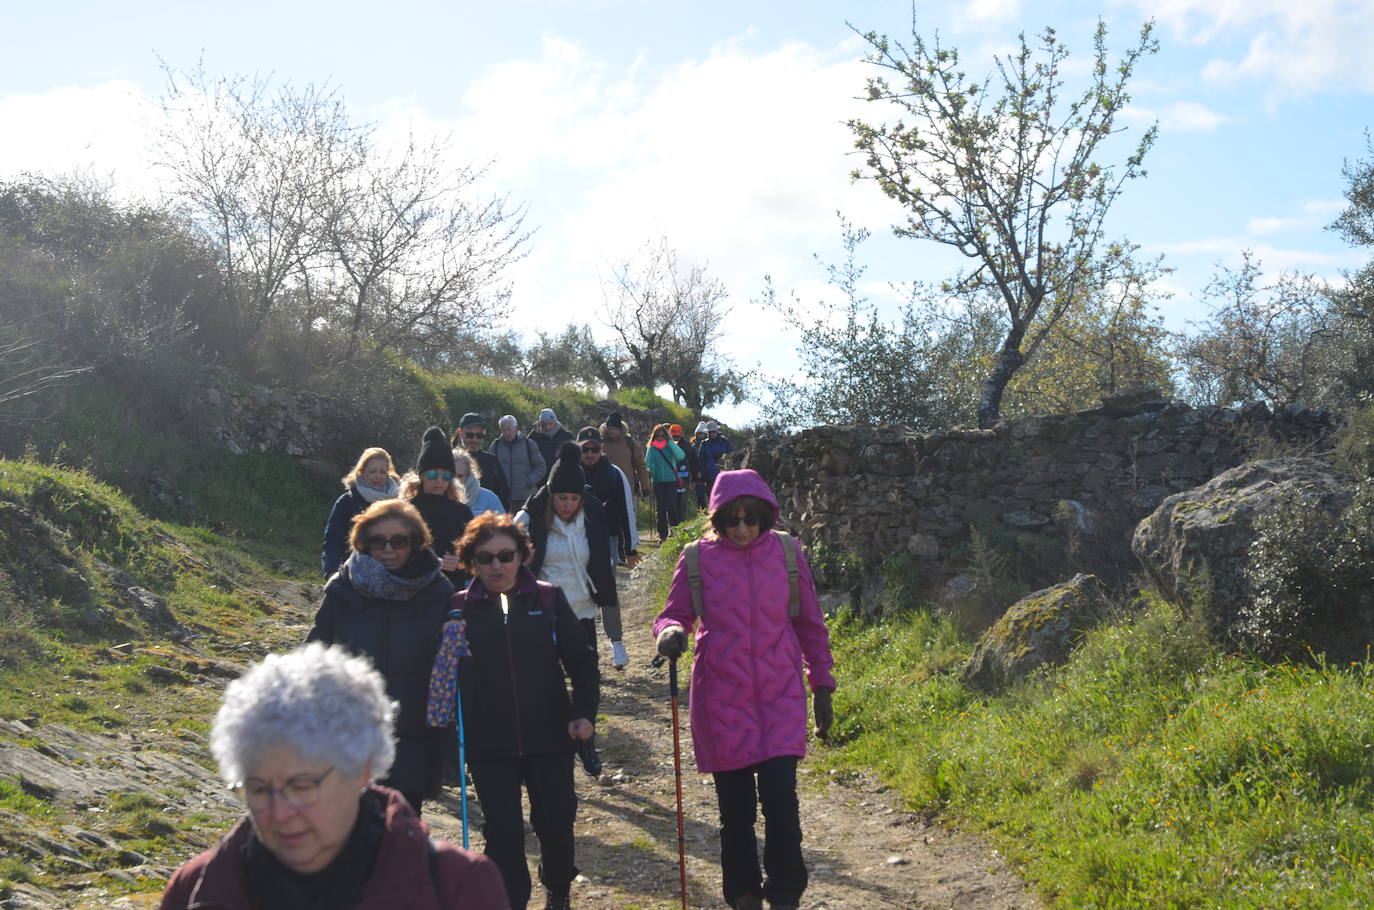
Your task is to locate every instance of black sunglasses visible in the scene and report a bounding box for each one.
[581,443,601,453]
[718,514,759,529]
[366,533,418,551]
[463,431,486,439]
[474,549,518,566]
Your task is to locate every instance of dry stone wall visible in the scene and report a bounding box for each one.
[731,390,1340,588]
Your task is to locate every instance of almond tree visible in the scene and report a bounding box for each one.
[848,18,1159,427]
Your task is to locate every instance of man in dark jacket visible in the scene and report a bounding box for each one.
[452,413,510,511]
[697,420,734,497]
[528,408,574,482]
[576,426,639,569]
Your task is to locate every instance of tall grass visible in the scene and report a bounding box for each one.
[830,595,1374,907]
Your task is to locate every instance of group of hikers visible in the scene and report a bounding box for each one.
[159,407,836,910]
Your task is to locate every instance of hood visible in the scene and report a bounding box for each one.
[707,469,780,523]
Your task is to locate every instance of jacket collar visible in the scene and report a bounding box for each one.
[464,565,539,602]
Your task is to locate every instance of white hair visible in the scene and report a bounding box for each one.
[210,643,396,785]
[498,414,517,429]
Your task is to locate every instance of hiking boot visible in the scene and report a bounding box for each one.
[543,888,572,910]
[611,640,629,670]
[768,904,799,910]
[731,895,763,910]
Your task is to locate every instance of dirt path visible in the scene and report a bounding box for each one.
[419,556,1044,910]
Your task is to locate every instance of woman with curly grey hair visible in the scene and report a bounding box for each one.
[159,643,508,909]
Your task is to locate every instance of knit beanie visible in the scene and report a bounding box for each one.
[695,421,708,434]
[417,426,457,474]
[539,408,558,424]
[605,411,625,430]
[548,441,586,494]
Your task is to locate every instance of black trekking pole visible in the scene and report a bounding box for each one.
[669,656,688,910]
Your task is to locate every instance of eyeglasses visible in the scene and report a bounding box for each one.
[366,533,417,551]
[718,514,759,529]
[422,469,454,482]
[234,767,334,811]
[474,549,518,566]
[581,444,601,453]
[463,431,486,439]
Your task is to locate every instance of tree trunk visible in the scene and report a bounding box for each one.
[976,332,1027,429]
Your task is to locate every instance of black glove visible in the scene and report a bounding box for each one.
[813,688,834,742]
[577,736,602,778]
[656,626,688,659]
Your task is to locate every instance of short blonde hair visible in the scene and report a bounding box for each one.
[344,447,398,489]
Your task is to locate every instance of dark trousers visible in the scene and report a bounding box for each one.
[469,753,578,909]
[579,618,598,655]
[653,481,680,540]
[713,756,806,907]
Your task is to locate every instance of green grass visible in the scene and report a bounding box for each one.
[828,594,1374,908]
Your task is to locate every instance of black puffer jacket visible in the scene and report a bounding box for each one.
[454,569,599,761]
[408,492,474,587]
[307,550,455,797]
[582,456,633,557]
[522,486,617,607]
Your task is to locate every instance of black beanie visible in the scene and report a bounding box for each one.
[417,426,457,474]
[605,411,625,429]
[548,440,586,494]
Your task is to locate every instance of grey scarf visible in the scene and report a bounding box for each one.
[345,551,442,601]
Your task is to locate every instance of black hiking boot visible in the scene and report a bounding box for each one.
[731,895,763,910]
[543,888,572,910]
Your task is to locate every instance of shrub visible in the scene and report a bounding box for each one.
[1240,482,1374,661]
[1335,402,1374,478]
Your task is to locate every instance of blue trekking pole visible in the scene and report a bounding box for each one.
[455,677,470,849]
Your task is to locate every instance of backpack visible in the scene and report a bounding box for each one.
[681,529,800,620]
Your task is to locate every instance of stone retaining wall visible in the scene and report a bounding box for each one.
[730,390,1340,588]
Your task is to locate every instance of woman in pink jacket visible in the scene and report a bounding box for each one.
[653,469,835,910]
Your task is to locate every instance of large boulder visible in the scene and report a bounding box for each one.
[1131,457,1356,641]
[961,573,1108,692]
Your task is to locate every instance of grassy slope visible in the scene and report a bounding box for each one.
[642,524,1374,909]
[828,600,1374,909]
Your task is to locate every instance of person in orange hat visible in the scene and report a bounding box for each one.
[668,424,701,521]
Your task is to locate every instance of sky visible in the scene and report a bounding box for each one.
[2,0,1373,427]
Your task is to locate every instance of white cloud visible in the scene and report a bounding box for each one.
[1245,199,1345,235]
[1132,0,1374,96]
[1154,236,1357,272]
[0,81,156,197]
[439,34,912,370]
[1124,99,1228,132]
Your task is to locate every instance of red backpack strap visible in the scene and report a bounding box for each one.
[533,580,558,610]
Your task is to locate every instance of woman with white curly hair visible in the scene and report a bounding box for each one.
[159,643,508,909]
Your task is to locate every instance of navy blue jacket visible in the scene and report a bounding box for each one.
[308,551,455,797]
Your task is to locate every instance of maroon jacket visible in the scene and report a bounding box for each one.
[159,786,509,909]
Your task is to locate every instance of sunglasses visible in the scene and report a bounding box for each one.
[422,469,454,482]
[474,549,518,566]
[366,533,417,551]
[718,514,760,529]
[463,431,486,439]
[581,444,601,453]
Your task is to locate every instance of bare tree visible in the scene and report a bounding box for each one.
[154,63,527,370]
[321,133,529,366]
[598,237,738,406]
[848,17,1159,427]
[155,64,360,357]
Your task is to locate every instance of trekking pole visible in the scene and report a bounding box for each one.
[669,656,688,910]
[455,685,470,849]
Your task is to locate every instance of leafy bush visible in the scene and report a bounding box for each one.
[1335,402,1374,478]
[1241,482,1374,662]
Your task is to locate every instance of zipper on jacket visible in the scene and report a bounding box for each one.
[503,606,525,756]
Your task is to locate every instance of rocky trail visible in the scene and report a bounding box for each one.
[1,554,1042,909]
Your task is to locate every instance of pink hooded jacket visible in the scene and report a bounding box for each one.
[653,469,836,773]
